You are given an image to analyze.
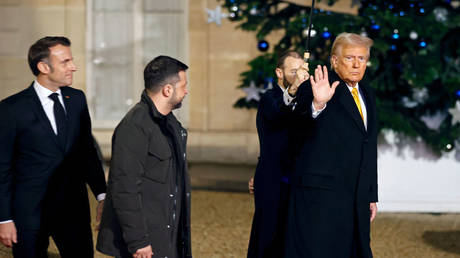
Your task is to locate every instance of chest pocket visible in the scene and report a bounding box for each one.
[144,135,172,184]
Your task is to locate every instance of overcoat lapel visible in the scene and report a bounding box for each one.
[25,84,63,150]
[360,84,374,134]
[336,81,367,134]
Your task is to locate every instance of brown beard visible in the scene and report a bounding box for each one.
[170,90,183,110]
[283,77,292,89]
[173,101,182,110]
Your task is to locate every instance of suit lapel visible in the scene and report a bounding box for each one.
[60,87,75,152]
[25,84,63,150]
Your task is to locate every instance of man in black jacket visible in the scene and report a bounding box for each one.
[0,36,107,257]
[247,51,309,258]
[285,32,378,258]
[97,56,191,258]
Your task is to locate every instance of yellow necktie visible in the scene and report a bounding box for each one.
[351,87,364,121]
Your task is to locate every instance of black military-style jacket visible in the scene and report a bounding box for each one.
[97,91,192,258]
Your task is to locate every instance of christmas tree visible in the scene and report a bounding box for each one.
[219,0,460,157]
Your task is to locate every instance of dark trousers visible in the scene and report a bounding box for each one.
[12,222,94,258]
[248,182,290,258]
[267,182,290,258]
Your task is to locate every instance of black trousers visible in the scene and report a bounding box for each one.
[12,221,94,258]
[248,182,290,258]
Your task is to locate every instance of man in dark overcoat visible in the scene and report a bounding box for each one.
[0,36,107,257]
[97,56,192,258]
[285,32,378,258]
[248,51,309,258]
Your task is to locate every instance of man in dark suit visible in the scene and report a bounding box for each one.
[0,36,107,257]
[247,51,309,258]
[285,32,378,258]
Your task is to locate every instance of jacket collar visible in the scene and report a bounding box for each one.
[141,90,170,122]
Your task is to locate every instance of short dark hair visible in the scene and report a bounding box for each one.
[144,56,188,93]
[28,36,71,76]
[276,51,302,68]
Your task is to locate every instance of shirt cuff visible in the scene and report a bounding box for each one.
[311,102,327,118]
[0,220,13,224]
[97,193,106,202]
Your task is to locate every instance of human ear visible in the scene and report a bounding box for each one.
[331,56,338,68]
[162,84,173,97]
[275,67,283,80]
[37,61,50,74]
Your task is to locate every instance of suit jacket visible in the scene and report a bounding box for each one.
[248,85,306,258]
[285,71,378,258]
[0,83,106,230]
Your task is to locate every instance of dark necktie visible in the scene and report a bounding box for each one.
[49,93,68,148]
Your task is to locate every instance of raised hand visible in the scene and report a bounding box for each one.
[310,65,339,110]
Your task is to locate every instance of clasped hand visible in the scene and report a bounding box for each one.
[288,63,310,96]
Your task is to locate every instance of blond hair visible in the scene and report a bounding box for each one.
[330,32,373,58]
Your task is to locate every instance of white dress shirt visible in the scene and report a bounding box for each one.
[33,80,66,135]
[312,83,367,130]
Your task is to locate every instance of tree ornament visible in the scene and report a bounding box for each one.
[401,97,417,108]
[448,101,460,125]
[412,88,428,103]
[445,143,454,152]
[206,6,228,26]
[410,31,418,40]
[257,40,269,52]
[419,40,427,48]
[249,7,258,15]
[322,28,331,39]
[420,112,447,130]
[433,7,448,22]
[243,81,261,102]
